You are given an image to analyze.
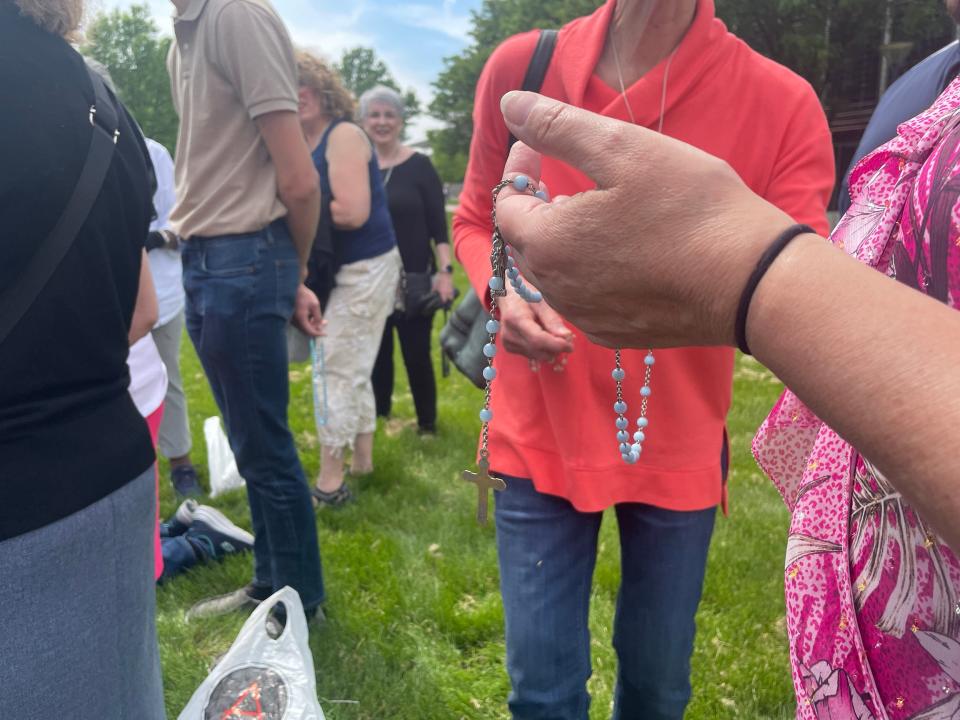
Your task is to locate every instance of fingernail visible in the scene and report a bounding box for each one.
[501,91,538,126]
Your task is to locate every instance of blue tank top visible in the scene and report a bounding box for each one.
[312,119,396,266]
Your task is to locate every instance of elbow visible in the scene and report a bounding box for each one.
[330,200,370,230]
[128,309,158,345]
[279,167,320,207]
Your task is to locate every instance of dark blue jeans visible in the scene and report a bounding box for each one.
[495,476,716,720]
[183,220,324,611]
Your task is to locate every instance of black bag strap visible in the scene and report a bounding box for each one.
[506,29,558,152]
[0,66,120,346]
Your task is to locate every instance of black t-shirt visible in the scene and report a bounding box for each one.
[381,153,449,272]
[0,5,155,540]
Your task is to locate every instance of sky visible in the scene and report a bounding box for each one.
[97,0,483,142]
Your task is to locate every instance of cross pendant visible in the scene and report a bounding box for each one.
[462,458,506,525]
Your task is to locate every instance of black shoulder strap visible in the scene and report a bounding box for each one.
[0,66,120,346]
[507,29,558,152]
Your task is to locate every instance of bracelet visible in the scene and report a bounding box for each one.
[734,223,815,356]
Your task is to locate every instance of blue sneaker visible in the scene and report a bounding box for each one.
[171,465,203,498]
[186,506,254,560]
[159,498,197,538]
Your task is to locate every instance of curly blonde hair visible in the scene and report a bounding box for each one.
[296,51,356,122]
[10,0,84,38]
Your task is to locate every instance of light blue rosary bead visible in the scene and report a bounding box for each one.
[507,255,516,268]
[633,431,646,443]
[512,175,530,191]
[483,366,496,381]
[489,276,504,292]
[612,368,626,381]
[508,267,520,280]
[620,443,631,455]
[486,319,500,334]
[616,417,628,430]
[614,400,627,414]
[617,430,629,443]
[528,291,542,302]
[534,190,548,201]
[622,453,634,464]
[637,417,649,428]
[640,386,652,397]
[480,408,493,422]
[483,343,497,358]
[645,353,656,366]
[629,450,640,463]
[630,443,642,456]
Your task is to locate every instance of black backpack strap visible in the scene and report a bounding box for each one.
[507,29,558,152]
[0,66,120,346]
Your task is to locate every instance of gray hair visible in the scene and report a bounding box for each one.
[358,85,405,120]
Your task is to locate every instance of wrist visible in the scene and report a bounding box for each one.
[735,224,817,355]
[745,233,826,359]
[699,203,795,347]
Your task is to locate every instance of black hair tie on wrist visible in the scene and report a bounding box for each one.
[735,223,815,356]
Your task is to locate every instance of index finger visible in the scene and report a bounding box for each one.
[495,140,552,255]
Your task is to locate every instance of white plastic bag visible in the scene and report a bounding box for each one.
[204,416,245,498]
[179,587,326,720]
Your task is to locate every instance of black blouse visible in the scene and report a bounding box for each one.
[381,152,449,272]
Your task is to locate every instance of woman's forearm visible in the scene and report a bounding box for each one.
[435,242,452,270]
[750,236,960,553]
[128,250,158,345]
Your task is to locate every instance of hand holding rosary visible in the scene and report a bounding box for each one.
[462,174,656,525]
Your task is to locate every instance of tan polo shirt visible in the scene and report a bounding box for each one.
[168,0,298,239]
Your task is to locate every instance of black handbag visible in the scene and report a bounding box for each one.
[402,269,458,319]
[438,28,558,389]
[0,65,120,346]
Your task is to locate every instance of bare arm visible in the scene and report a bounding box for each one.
[327,123,372,230]
[749,237,960,554]
[496,92,960,554]
[128,249,158,345]
[256,110,320,275]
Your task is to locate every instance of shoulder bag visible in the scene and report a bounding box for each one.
[439,28,558,388]
[0,65,120,347]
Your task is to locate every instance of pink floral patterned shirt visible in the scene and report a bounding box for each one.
[754,79,960,719]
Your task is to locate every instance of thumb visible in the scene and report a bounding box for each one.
[534,300,572,339]
[500,91,629,188]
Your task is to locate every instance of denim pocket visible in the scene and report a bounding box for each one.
[200,235,261,277]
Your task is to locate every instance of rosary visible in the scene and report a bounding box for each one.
[462,175,656,524]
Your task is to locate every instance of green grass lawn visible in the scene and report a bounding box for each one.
[157,306,796,719]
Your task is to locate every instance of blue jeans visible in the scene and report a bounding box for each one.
[495,476,716,720]
[183,220,324,610]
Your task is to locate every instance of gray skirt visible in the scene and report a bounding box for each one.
[0,466,165,718]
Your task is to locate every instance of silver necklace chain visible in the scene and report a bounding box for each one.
[609,28,676,134]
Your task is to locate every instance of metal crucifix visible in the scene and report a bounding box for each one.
[462,457,506,525]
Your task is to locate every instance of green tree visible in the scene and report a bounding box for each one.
[335,46,421,119]
[82,4,178,152]
[428,0,602,182]
[429,0,955,182]
[715,0,954,111]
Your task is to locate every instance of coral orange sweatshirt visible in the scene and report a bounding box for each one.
[453,0,834,512]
